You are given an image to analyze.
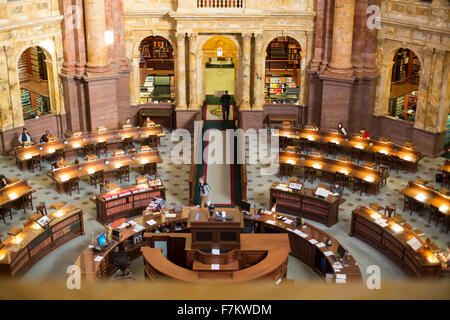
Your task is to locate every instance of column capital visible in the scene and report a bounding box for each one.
[176,32,186,41]
[187,32,198,39]
[242,33,252,40]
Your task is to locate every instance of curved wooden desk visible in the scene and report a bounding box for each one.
[142,233,289,285]
[275,126,421,172]
[14,126,165,171]
[0,205,84,277]
[350,206,443,277]
[75,207,362,284]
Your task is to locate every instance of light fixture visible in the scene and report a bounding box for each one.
[48,148,55,153]
[390,223,404,233]
[355,144,364,149]
[12,234,24,245]
[312,163,322,170]
[140,159,149,165]
[8,192,18,200]
[379,149,388,155]
[307,136,315,141]
[365,176,375,182]
[439,204,448,213]
[331,139,340,145]
[0,249,6,260]
[403,155,413,161]
[415,193,426,202]
[286,159,296,165]
[339,169,349,175]
[60,174,70,182]
[73,143,81,148]
[87,168,95,175]
[53,210,65,218]
[217,47,223,57]
[31,223,41,231]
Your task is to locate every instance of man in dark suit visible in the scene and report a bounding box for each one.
[330,183,344,197]
[220,90,231,121]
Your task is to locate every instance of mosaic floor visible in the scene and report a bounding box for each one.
[0,129,448,282]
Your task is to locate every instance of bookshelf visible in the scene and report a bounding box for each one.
[392,48,420,84]
[140,75,175,104]
[139,36,174,71]
[264,75,299,104]
[96,185,166,224]
[266,36,301,71]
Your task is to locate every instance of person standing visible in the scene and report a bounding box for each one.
[337,122,347,135]
[18,128,32,145]
[198,175,212,208]
[220,90,231,121]
[330,183,344,197]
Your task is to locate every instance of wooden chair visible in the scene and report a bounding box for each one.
[335,171,349,189]
[83,143,96,157]
[96,141,107,157]
[404,142,414,149]
[369,203,384,212]
[384,205,396,217]
[279,164,294,180]
[351,147,363,164]
[441,172,450,189]
[403,195,415,215]
[66,177,80,196]
[327,142,338,158]
[0,207,12,224]
[280,137,293,149]
[36,202,47,216]
[30,155,42,173]
[48,148,65,163]
[90,170,105,189]
[374,152,389,170]
[304,167,317,183]
[389,155,403,173]
[299,137,310,154]
[352,177,367,196]
[147,135,158,149]
[143,163,157,176]
[379,164,389,187]
[428,206,445,227]
[121,138,133,152]
[22,193,33,214]
[115,165,130,183]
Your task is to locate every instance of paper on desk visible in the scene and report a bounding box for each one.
[165,213,177,218]
[375,218,388,227]
[133,225,145,232]
[261,210,272,215]
[333,262,343,269]
[211,264,220,270]
[146,219,157,226]
[284,219,293,225]
[336,274,347,279]
[293,229,308,238]
[266,220,276,225]
[128,221,137,226]
[308,239,318,245]
[316,242,326,248]
[335,278,346,284]
[323,251,334,256]
[94,256,104,262]
[407,237,423,251]
[117,223,127,229]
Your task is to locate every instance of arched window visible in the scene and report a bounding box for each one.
[388,48,421,123]
[265,36,301,104]
[18,46,51,120]
[138,36,175,104]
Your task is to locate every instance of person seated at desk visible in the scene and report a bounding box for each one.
[337,123,347,135]
[122,118,133,129]
[40,130,50,143]
[0,174,8,189]
[56,157,65,169]
[18,128,32,146]
[144,117,155,127]
[330,183,344,197]
[360,128,370,139]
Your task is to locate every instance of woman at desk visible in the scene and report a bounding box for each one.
[360,128,370,139]
[0,175,8,189]
[123,118,133,129]
[18,128,32,145]
[337,123,347,135]
[330,183,344,197]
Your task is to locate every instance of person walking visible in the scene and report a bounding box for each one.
[198,175,212,208]
[220,90,231,121]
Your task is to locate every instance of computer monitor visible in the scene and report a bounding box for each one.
[337,244,346,259]
[240,200,251,212]
[97,233,107,247]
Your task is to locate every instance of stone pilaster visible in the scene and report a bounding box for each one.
[176,32,187,110]
[252,33,264,110]
[240,33,251,110]
[188,33,199,110]
[84,0,110,73]
[60,0,76,75]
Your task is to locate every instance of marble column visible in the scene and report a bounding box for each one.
[188,33,199,110]
[373,61,393,117]
[352,0,368,77]
[310,0,326,71]
[60,0,76,75]
[176,32,187,110]
[252,33,264,110]
[111,0,129,70]
[240,33,252,110]
[0,47,13,130]
[84,0,110,73]
[364,0,380,77]
[326,0,356,76]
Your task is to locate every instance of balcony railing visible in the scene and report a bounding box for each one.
[197,0,245,8]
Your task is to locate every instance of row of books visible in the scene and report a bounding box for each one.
[52,214,80,233]
[106,203,134,216]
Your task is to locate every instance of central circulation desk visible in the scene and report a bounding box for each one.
[275,126,421,172]
[76,207,361,284]
[270,182,342,227]
[14,126,165,171]
[279,151,385,195]
[0,205,84,277]
[350,206,443,277]
[49,150,163,193]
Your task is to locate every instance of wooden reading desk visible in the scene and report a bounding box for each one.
[0,180,35,213]
[48,150,163,193]
[14,126,165,171]
[275,126,421,172]
[270,182,342,227]
[279,151,385,195]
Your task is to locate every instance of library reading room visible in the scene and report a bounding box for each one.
[0,0,449,302]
